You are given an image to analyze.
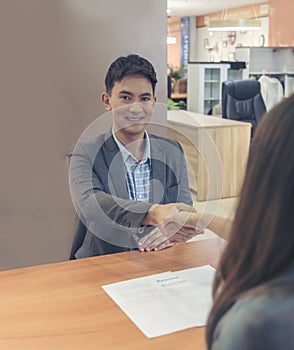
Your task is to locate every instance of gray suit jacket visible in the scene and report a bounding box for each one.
[69,130,192,258]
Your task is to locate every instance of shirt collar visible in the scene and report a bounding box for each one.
[112,130,151,164]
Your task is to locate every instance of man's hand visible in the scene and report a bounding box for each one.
[138,210,203,252]
[142,202,195,226]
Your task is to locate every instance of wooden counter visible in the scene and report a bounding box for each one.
[167,110,251,201]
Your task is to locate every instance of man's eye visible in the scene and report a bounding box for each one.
[141,97,151,102]
[121,95,131,102]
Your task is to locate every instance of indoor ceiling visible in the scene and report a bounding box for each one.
[167,0,267,19]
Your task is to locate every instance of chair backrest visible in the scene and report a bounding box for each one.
[66,147,87,260]
[69,216,87,260]
[222,79,266,137]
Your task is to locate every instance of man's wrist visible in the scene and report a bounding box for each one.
[142,204,158,226]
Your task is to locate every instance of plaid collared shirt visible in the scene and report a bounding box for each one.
[112,131,151,203]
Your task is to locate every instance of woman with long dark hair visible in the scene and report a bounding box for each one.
[206,94,294,349]
[139,94,294,348]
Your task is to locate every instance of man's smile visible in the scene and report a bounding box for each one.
[125,115,145,123]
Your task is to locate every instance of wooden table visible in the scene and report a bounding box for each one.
[167,110,251,201]
[0,238,225,350]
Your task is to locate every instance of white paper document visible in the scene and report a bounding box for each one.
[102,265,216,338]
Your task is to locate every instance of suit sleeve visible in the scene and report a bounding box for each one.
[69,141,153,232]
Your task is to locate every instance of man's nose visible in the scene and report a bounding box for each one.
[128,102,143,113]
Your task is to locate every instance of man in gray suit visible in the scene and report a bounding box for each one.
[69,54,198,259]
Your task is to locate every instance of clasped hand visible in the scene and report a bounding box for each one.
[138,203,203,252]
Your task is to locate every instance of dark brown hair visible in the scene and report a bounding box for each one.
[206,94,294,348]
[104,54,158,95]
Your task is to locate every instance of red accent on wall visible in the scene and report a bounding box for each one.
[269,0,294,46]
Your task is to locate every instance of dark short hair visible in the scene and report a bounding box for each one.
[104,54,158,95]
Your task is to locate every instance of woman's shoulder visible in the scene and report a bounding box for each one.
[212,279,294,349]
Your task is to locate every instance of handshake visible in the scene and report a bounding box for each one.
[138,203,204,252]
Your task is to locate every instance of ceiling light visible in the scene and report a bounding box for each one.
[208,19,261,31]
[207,3,262,32]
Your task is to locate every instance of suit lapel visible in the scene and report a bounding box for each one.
[103,132,129,199]
[149,136,166,204]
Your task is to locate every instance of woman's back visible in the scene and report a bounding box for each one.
[206,94,294,350]
[211,263,294,350]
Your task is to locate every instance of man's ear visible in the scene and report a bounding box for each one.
[151,96,157,111]
[101,92,111,111]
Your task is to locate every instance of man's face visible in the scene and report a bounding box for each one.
[101,74,156,144]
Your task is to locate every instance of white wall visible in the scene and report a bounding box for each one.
[190,17,269,62]
[0,0,167,270]
[189,17,198,62]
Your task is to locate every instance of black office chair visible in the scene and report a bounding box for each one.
[222,79,266,138]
